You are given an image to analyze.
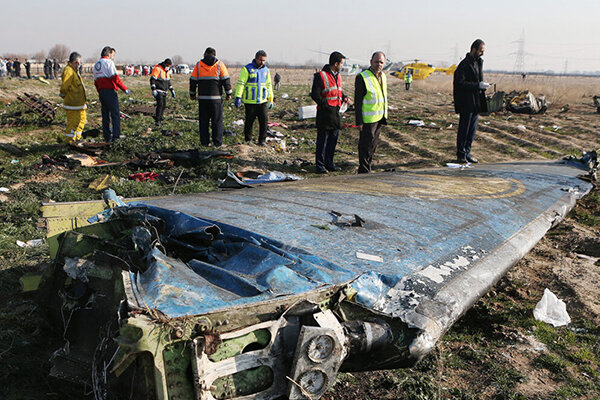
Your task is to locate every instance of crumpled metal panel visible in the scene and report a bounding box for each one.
[124,205,355,317]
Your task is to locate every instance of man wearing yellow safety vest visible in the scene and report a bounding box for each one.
[150,58,175,126]
[234,50,273,145]
[354,52,388,173]
[60,51,87,143]
[404,70,412,90]
[189,47,232,147]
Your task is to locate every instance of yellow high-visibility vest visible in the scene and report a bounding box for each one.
[360,69,387,123]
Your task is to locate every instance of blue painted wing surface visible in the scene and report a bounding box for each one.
[128,160,592,349]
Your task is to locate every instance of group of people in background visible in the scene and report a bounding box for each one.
[0,58,58,80]
[0,58,31,79]
[56,39,489,173]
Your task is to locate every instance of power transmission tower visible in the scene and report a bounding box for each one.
[511,29,526,74]
[563,60,568,76]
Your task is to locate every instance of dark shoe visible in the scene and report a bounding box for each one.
[326,166,341,172]
[316,168,328,174]
[466,155,478,163]
[457,157,467,163]
[258,141,267,146]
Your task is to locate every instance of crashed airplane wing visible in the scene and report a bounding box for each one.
[41,157,596,399]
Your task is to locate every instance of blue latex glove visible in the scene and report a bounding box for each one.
[171,90,176,99]
[124,89,131,95]
[234,97,242,108]
[268,101,273,110]
[152,90,157,98]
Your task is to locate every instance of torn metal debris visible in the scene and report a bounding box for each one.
[17,92,57,122]
[40,158,594,399]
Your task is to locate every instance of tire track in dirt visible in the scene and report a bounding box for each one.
[488,121,600,153]
[477,125,563,158]
[474,132,540,161]
[383,127,449,163]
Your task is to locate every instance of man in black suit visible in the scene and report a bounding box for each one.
[453,39,490,164]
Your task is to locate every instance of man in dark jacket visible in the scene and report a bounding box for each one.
[13,59,21,78]
[24,59,31,79]
[150,58,175,126]
[189,47,232,147]
[453,39,490,163]
[311,51,349,173]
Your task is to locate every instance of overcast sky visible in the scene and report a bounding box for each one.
[2,0,599,73]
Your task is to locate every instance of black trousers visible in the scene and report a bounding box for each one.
[358,121,383,174]
[457,112,479,159]
[244,103,268,143]
[154,93,167,123]
[25,67,31,79]
[198,100,224,146]
[315,128,339,172]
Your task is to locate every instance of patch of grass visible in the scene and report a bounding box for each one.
[533,353,569,375]
[569,208,599,226]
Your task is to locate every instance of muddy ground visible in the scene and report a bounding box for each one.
[0,69,599,399]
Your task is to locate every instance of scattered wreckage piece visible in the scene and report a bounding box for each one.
[506,90,547,114]
[593,95,600,114]
[17,92,57,122]
[40,158,594,399]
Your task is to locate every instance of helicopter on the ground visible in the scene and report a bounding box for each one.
[391,60,457,80]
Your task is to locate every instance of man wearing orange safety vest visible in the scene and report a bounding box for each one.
[310,51,350,174]
[189,47,232,147]
[150,58,175,126]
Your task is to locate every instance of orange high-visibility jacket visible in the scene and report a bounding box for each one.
[150,64,173,93]
[189,57,232,100]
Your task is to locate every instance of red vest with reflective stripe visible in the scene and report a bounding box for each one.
[319,70,342,109]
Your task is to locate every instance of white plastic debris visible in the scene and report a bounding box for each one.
[339,102,348,114]
[447,163,471,169]
[407,120,425,127]
[281,93,289,99]
[16,239,44,248]
[388,105,398,110]
[552,125,560,130]
[356,252,383,263]
[0,187,9,193]
[516,125,527,132]
[533,288,571,327]
[232,119,244,126]
[298,105,317,120]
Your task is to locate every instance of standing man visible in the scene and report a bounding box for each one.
[234,50,273,145]
[404,70,412,90]
[0,59,7,77]
[13,58,21,78]
[94,46,130,142]
[60,52,87,143]
[453,39,489,164]
[355,51,388,174]
[274,72,281,90]
[189,47,232,147]
[53,59,60,79]
[24,59,31,79]
[44,59,51,79]
[310,51,349,173]
[150,58,175,126]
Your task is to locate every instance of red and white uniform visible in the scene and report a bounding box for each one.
[93,56,128,92]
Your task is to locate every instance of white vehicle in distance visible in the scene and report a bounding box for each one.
[176,64,190,74]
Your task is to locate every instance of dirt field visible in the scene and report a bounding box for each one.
[0,69,599,399]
